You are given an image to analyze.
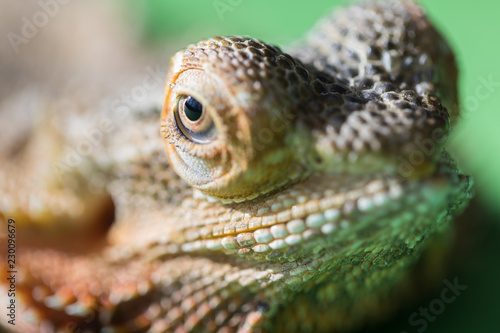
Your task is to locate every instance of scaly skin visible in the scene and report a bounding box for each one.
[1,1,472,332]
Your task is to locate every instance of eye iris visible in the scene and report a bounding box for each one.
[184,96,203,121]
[174,95,217,144]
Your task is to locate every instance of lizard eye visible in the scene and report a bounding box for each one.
[174,95,217,144]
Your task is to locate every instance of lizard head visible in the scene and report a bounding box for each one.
[160,32,471,274]
[162,36,317,202]
[156,8,471,330]
[162,35,452,204]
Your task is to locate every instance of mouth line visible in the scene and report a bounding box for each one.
[166,154,471,259]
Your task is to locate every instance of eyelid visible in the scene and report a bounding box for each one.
[172,69,238,109]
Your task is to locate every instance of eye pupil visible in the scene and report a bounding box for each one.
[184,96,203,121]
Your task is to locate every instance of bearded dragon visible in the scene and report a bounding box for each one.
[0,1,472,332]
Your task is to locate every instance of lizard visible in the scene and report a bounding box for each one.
[0,1,473,332]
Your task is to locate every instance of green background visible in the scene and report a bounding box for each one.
[122,1,500,332]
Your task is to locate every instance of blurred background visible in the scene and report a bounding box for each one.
[1,0,499,332]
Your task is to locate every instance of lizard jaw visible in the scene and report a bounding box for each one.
[166,151,472,263]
